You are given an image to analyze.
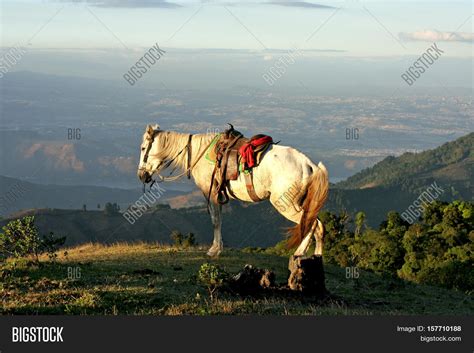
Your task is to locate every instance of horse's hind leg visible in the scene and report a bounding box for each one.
[207,202,223,257]
[293,233,313,257]
[313,219,324,256]
[293,221,317,257]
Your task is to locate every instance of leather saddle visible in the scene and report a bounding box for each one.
[207,125,274,205]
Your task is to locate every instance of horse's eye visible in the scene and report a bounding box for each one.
[141,147,145,151]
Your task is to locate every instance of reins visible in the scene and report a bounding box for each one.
[146,133,219,186]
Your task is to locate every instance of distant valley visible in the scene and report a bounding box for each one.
[1,71,472,188]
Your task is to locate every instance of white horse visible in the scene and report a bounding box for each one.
[137,124,329,258]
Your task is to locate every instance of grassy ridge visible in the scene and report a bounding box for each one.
[1,242,472,315]
[336,132,473,194]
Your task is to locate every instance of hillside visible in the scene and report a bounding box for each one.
[336,132,473,198]
[0,203,292,248]
[1,243,471,315]
[325,132,474,224]
[0,175,186,216]
[0,190,417,245]
[2,133,472,240]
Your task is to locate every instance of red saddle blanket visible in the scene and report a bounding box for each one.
[238,135,273,170]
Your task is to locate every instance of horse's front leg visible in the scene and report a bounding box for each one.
[207,202,223,257]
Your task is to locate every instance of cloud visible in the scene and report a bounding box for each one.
[399,30,473,43]
[70,0,336,8]
[169,47,346,54]
[265,1,336,9]
[64,0,181,8]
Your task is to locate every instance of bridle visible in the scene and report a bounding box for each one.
[139,131,216,190]
[139,130,192,182]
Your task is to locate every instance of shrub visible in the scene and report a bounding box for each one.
[397,202,473,290]
[0,216,66,263]
[0,216,41,261]
[170,230,183,247]
[40,232,66,262]
[183,233,196,247]
[198,263,228,300]
[171,231,197,248]
[104,202,120,214]
[270,201,473,291]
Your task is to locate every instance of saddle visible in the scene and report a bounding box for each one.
[207,125,275,205]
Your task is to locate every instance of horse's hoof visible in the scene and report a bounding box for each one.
[206,248,222,257]
[207,250,217,257]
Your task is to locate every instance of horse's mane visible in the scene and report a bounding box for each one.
[156,130,216,170]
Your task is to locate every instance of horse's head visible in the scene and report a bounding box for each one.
[137,124,166,183]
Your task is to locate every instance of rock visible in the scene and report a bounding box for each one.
[259,269,275,289]
[288,255,326,295]
[231,264,275,293]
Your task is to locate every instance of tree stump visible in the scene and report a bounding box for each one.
[288,255,326,295]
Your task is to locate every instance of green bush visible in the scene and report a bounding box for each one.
[397,201,473,290]
[0,216,40,261]
[170,230,183,246]
[104,202,120,214]
[0,216,66,263]
[198,263,228,300]
[183,233,196,248]
[171,231,197,248]
[41,231,66,262]
[268,201,473,291]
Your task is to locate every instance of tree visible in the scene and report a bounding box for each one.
[308,202,473,290]
[104,202,120,214]
[320,210,354,267]
[355,211,366,238]
[397,201,473,290]
[0,216,40,261]
[183,233,196,247]
[423,201,444,227]
[170,230,183,246]
[0,216,66,263]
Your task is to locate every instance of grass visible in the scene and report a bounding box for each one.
[1,242,472,315]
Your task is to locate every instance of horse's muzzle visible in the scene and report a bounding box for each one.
[137,170,152,183]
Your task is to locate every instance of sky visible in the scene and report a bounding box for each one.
[1,0,472,57]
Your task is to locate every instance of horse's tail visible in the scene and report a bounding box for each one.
[287,162,329,249]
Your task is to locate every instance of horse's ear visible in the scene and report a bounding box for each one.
[146,124,154,135]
